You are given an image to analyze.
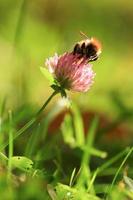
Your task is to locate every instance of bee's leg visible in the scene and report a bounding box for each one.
[89,55,98,62]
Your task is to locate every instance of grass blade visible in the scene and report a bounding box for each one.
[76,117,99,193]
[7,110,13,179]
[72,103,85,146]
[96,147,130,175]
[106,147,133,198]
[69,168,76,187]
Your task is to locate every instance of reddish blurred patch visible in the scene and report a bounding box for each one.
[48,110,130,142]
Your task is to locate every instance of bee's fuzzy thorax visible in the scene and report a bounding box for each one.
[90,37,102,51]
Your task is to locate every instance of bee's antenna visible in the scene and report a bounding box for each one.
[79,31,89,39]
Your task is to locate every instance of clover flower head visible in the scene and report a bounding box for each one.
[45,52,96,92]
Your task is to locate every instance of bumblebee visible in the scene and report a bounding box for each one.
[73,32,102,61]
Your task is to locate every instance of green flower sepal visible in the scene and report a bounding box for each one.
[51,84,67,98]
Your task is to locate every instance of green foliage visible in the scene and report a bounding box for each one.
[40,67,54,84]
[10,156,33,172]
[61,104,107,158]
[0,101,132,199]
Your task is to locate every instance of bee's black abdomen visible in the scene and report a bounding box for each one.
[81,42,85,49]
[73,44,81,55]
[73,42,86,57]
[73,40,100,61]
[81,42,86,55]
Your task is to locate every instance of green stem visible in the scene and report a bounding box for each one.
[14,0,27,46]
[8,110,13,179]
[36,91,58,116]
[0,152,8,161]
[0,91,58,151]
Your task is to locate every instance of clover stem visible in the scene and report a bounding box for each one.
[0,90,59,151]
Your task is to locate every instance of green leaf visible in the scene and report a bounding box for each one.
[60,89,67,98]
[11,156,33,172]
[124,176,133,191]
[40,66,54,84]
[55,183,101,200]
[72,103,85,146]
[69,168,76,187]
[47,184,58,200]
[84,116,99,165]
[61,114,76,148]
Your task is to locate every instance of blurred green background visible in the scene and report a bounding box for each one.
[0,1,133,199]
[0,0,133,124]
